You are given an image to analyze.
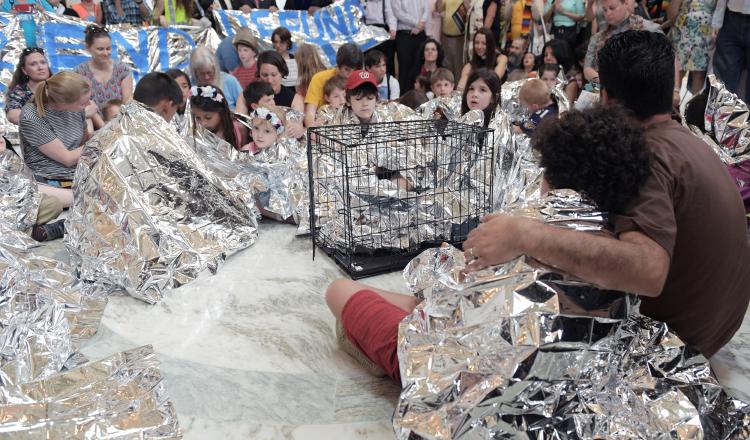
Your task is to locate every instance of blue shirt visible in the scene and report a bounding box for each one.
[552,0,584,27]
[220,72,242,109]
[520,101,559,136]
[216,36,240,73]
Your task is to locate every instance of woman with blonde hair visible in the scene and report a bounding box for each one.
[19,71,97,207]
[294,43,326,98]
[189,45,243,109]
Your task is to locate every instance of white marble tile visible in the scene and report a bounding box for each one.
[35,219,750,438]
[75,221,405,438]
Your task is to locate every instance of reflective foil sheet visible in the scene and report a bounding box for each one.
[415,93,463,121]
[394,190,750,439]
[705,75,750,163]
[66,102,258,304]
[0,225,107,387]
[0,345,181,438]
[0,150,40,232]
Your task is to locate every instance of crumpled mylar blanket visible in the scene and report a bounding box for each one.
[245,137,309,227]
[0,150,40,232]
[491,77,572,211]
[0,224,107,387]
[0,345,181,438]
[65,102,258,304]
[310,114,494,253]
[415,93,463,121]
[704,74,750,165]
[393,189,750,439]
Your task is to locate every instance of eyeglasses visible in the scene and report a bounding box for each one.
[21,47,44,56]
[85,25,108,35]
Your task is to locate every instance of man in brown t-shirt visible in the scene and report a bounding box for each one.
[464,30,750,358]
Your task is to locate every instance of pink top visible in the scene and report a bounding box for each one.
[232,119,248,151]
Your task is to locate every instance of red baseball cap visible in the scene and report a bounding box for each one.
[345,70,378,90]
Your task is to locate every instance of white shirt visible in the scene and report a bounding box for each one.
[712,0,750,27]
[377,74,400,100]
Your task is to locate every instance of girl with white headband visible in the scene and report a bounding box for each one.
[189,84,248,151]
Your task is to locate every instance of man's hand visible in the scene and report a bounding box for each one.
[240,4,251,13]
[285,121,304,139]
[389,29,397,39]
[462,214,532,271]
[411,20,425,34]
[710,27,720,47]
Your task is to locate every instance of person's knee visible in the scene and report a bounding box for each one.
[325,278,356,315]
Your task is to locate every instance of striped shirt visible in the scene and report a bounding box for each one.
[19,103,86,180]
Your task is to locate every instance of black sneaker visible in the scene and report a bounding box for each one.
[31,219,66,242]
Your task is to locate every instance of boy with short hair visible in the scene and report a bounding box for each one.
[344,69,378,124]
[102,99,123,123]
[365,49,400,101]
[242,80,275,112]
[429,67,454,98]
[304,43,364,126]
[323,76,346,111]
[516,78,559,136]
[133,72,183,123]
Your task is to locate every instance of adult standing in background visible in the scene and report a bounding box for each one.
[392,0,430,93]
[71,0,104,23]
[73,26,133,110]
[237,0,277,13]
[552,0,585,49]
[665,0,717,96]
[364,0,398,77]
[483,0,502,43]
[103,0,150,24]
[712,0,750,103]
[437,0,466,82]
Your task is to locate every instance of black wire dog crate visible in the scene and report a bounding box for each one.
[308,119,494,278]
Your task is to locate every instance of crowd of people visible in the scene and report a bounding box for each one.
[2,0,750,386]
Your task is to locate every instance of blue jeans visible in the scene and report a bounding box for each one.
[714,10,750,103]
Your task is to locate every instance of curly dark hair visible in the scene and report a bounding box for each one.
[532,105,652,213]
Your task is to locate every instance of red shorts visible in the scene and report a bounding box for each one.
[340,290,408,384]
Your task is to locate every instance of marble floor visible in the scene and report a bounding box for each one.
[37,221,750,439]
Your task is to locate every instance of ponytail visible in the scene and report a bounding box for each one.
[31,71,90,118]
[34,80,48,117]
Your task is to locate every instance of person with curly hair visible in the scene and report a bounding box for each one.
[532,105,650,212]
[466,30,750,360]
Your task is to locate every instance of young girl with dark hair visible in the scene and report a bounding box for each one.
[457,28,508,90]
[460,68,502,128]
[189,85,247,151]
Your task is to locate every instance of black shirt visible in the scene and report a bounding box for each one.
[275,85,296,107]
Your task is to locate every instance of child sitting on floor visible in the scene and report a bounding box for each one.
[538,64,560,91]
[102,99,122,122]
[243,105,285,154]
[515,79,559,136]
[190,85,248,151]
[430,68,455,98]
[323,76,346,111]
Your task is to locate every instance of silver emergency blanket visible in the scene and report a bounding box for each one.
[65,102,258,304]
[415,93,463,121]
[394,190,750,439]
[0,224,107,387]
[310,115,494,255]
[0,345,181,438]
[492,77,573,211]
[213,0,389,67]
[0,11,220,141]
[0,149,40,231]
[704,74,750,164]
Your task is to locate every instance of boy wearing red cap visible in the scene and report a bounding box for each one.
[344,69,379,123]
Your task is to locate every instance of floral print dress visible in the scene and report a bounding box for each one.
[669,0,717,71]
[73,60,132,109]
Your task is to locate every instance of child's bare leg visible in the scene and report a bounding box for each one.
[38,184,73,208]
[325,279,419,320]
